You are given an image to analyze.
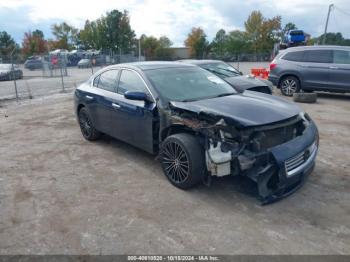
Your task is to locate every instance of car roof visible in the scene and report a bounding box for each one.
[178,59,225,65]
[285,45,350,52]
[114,61,195,70]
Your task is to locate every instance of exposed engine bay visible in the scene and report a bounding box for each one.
[167,104,313,203]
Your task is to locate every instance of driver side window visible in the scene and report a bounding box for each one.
[118,70,148,95]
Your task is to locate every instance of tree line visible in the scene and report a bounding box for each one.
[0,9,349,60]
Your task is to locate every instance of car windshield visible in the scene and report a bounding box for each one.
[0,64,12,70]
[145,67,237,102]
[200,62,240,78]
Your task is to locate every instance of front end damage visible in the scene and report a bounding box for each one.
[167,105,319,204]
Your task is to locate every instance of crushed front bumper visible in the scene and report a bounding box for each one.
[249,121,319,204]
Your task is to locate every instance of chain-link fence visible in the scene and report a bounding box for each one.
[0,50,270,104]
[0,50,145,103]
[207,52,273,62]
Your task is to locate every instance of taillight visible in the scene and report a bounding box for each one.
[270,63,277,71]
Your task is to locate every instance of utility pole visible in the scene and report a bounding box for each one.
[59,54,65,92]
[138,38,141,61]
[10,47,18,101]
[323,4,334,45]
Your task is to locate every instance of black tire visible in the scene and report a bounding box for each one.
[78,107,101,141]
[293,92,317,103]
[160,133,205,189]
[279,76,300,96]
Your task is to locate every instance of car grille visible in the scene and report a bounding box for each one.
[285,151,305,173]
[285,142,317,176]
[259,125,297,149]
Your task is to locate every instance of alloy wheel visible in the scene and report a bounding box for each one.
[79,111,92,138]
[281,79,297,96]
[161,141,190,184]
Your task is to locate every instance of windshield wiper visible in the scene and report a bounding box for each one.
[213,92,236,98]
[180,93,235,102]
[206,68,230,77]
[218,67,240,76]
[180,98,201,102]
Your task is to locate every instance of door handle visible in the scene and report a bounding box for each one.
[112,103,121,109]
[329,66,338,69]
[85,95,94,100]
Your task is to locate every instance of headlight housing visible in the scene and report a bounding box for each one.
[299,112,311,123]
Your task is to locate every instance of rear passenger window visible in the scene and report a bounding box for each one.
[97,70,119,92]
[303,50,332,63]
[333,50,350,64]
[282,51,304,62]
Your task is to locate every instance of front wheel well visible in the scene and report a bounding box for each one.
[160,125,197,142]
[77,104,85,114]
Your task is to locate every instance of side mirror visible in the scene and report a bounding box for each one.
[124,91,150,101]
[239,71,243,75]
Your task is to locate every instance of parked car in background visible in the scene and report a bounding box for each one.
[68,49,87,66]
[49,49,69,56]
[281,30,306,48]
[24,57,43,70]
[0,64,23,81]
[77,59,91,68]
[269,46,350,96]
[74,61,318,203]
[179,59,273,94]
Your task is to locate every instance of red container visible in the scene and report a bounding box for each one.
[251,68,269,79]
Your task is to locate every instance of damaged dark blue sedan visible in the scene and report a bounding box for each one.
[74,62,319,204]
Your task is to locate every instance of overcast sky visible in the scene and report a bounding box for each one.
[0,0,349,46]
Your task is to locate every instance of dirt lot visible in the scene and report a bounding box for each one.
[0,91,349,255]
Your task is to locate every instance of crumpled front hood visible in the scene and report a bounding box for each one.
[170,91,302,128]
[224,75,268,92]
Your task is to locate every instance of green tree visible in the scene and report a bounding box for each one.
[226,30,249,54]
[78,10,135,52]
[211,29,227,58]
[184,27,208,58]
[309,32,350,46]
[0,31,17,56]
[22,30,47,57]
[51,22,79,49]
[283,22,297,33]
[32,29,44,39]
[244,10,263,54]
[141,35,159,59]
[140,35,173,60]
[158,36,173,48]
[79,20,102,49]
[244,10,281,54]
[260,15,281,51]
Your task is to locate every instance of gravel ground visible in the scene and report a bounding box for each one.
[0,89,349,255]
